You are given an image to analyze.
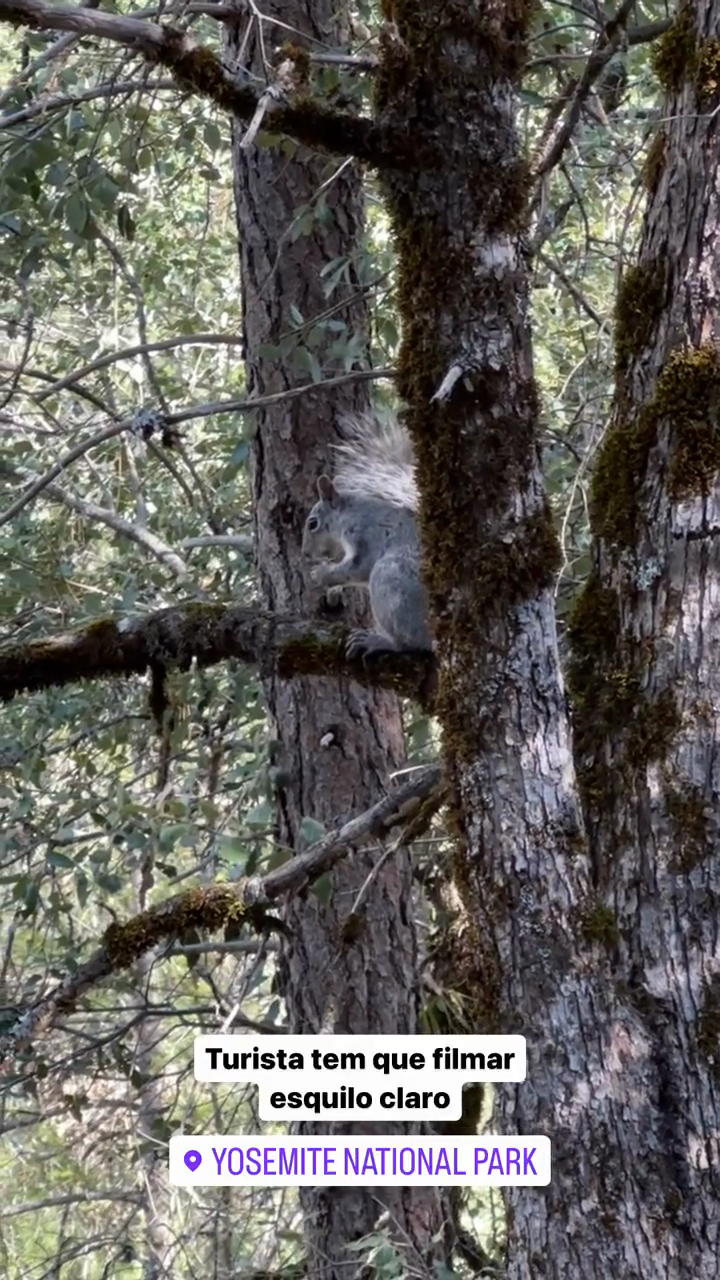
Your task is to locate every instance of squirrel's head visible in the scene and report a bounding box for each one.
[302,475,347,562]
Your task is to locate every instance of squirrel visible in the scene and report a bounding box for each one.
[302,412,432,659]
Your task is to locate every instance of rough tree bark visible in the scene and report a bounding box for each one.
[567,1,720,1271]
[369,1,717,1276]
[226,2,445,1273]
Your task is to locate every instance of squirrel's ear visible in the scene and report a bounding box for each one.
[317,475,336,502]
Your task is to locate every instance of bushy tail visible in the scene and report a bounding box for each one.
[332,411,418,511]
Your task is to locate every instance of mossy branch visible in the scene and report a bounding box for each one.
[0,0,387,162]
[0,763,441,1068]
[0,603,436,706]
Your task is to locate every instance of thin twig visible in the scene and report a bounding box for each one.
[0,367,394,527]
[532,0,635,183]
[0,78,177,128]
[0,458,192,581]
[34,333,245,402]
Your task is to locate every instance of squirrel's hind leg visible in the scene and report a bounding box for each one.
[345,628,400,660]
[344,553,433,660]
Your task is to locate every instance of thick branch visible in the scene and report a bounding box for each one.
[0,764,441,1067]
[0,603,436,704]
[0,0,384,161]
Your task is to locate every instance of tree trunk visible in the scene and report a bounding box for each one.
[226,3,445,1272]
[371,2,716,1275]
[567,2,720,1272]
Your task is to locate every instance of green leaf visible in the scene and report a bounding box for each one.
[518,88,548,107]
[47,850,75,870]
[204,121,222,151]
[90,176,120,210]
[18,880,40,916]
[65,191,88,236]
[93,871,124,893]
[299,816,326,846]
[310,874,332,905]
[75,873,89,908]
[217,835,246,864]
[291,347,322,381]
[158,824,190,851]
[245,800,275,828]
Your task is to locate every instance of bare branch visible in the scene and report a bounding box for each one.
[0,368,394,526]
[169,366,394,425]
[532,0,635,183]
[311,51,378,71]
[166,938,279,954]
[0,359,113,415]
[0,421,126,527]
[537,251,605,327]
[0,77,178,128]
[92,226,172,414]
[0,29,80,111]
[2,1192,142,1218]
[0,458,192,580]
[627,19,672,47]
[181,534,253,552]
[34,333,246,403]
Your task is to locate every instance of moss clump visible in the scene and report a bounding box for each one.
[654,345,720,498]
[696,39,720,104]
[614,259,667,371]
[666,784,713,872]
[594,272,720,550]
[651,7,697,94]
[567,573,625,739]
[432,504,561,764]
[592,345,720,548]
[590,413,656,548]
[567,572,681,819]
[595,260,667,542]
[487,157,533,236]
[579,902,620,947]
[568,556,682,753]
[278,42,312,83]
[649,9,720,105]
[627,688,681,766]
[447,504,560,613]
[548,812,589,860]
[104,883,244,970]
[642,128,666,193]
[566,570,636,809]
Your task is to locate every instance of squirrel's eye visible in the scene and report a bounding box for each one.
[307,516,319,531]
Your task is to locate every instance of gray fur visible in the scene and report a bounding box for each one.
[333,413,419,510]
[302,418,432,658]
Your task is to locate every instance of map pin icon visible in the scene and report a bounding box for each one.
[184,1149,202,1172]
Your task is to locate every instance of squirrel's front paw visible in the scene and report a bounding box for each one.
[346,629,392,660]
